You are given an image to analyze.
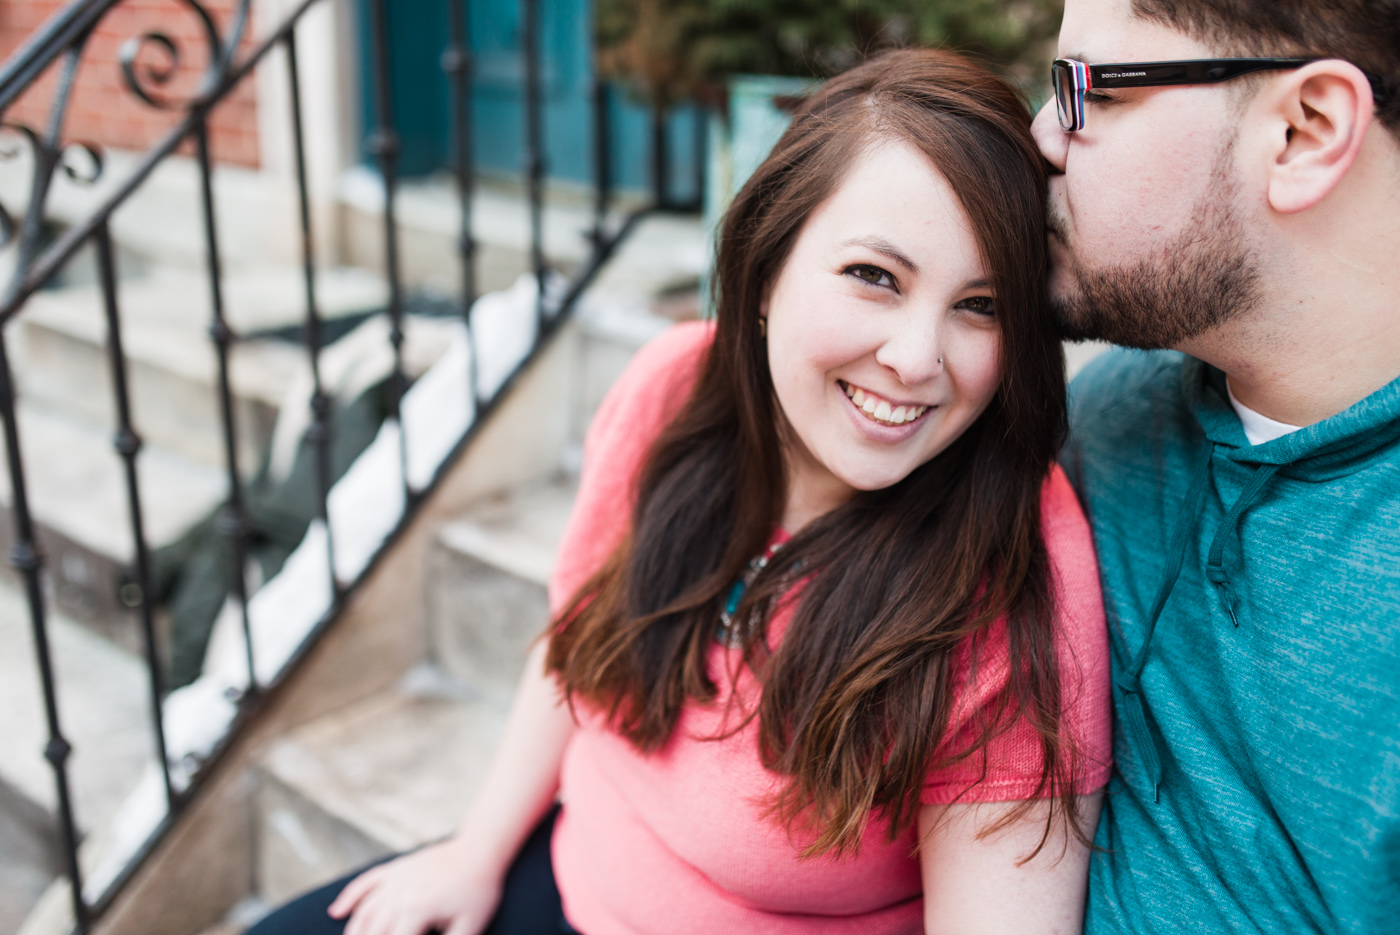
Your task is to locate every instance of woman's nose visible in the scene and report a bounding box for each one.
[874,317,942,387]
[1031,99,1069,174]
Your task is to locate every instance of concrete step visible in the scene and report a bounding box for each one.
[0,579,158,931]
[0,778,61,935]
[425,478,576,706]
[252,679,506,906]
[194,923,245,935]
[249,478,579,908]
[190,896,271,935]
[340,169,608,297]
[0,402,224,645]
[339,168,708,301]
[570,292,676,456]
[0,401,227,643]
[10,264,387,474]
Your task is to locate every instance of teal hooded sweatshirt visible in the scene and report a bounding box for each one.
[1063,349,1400,935]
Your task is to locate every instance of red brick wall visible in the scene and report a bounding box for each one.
[0,0,261,167]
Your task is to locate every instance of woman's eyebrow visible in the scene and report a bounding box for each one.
[840,237,919,274]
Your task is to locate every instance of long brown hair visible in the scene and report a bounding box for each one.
[548,49,1074,857]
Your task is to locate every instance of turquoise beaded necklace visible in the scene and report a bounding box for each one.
[715,541,784,646]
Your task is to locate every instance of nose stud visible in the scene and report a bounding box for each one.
[938,357,943,364]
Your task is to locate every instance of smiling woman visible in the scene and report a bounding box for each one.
[763,139,1004,526]
[546,48,1111,930]
[248,48,1111,935]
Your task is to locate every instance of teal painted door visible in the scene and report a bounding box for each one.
[355,0,701,203]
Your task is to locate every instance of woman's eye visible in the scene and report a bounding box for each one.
[1083,90,1115,105]
[957,296,996,317]
[845,264,894,288]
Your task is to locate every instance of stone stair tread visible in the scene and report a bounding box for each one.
[341,169,707,287]
[0,778,61,935]
[0,402,226,564]
[436,478,579,588]
[14,265,386,410]
[588,211,708,301]
[259,686,506,855]
[341,169,605,267]
[16,264,386,341]
[193,923,244,935]
[0,579,156,832]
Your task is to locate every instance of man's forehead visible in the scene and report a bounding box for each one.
[1058,0,1212,61]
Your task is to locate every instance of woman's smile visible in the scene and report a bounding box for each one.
[838,379,933,427]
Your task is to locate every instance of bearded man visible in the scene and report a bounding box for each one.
[1032,0,1400,931]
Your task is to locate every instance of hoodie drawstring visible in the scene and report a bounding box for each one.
[1115,442,1214,802]
[1205,463,1281,627]
[1117,442,1283,801]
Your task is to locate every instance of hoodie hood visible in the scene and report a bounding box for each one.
[1186,358,1400,479]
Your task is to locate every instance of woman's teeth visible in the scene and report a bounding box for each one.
[843,382,928,425]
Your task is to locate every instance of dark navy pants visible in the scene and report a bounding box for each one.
[246,807,573,935]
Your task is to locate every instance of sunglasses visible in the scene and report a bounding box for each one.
[1051,57,1317,131]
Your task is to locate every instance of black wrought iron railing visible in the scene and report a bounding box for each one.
[0,0,655,930]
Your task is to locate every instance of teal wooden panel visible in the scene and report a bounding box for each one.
[354,0,451,177]
[354,0,702,204]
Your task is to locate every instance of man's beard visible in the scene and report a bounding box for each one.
[1048,151,1262,350]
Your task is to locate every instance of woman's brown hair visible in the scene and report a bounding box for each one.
[547,48,1076,857]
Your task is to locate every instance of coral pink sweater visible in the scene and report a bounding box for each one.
[548,321,1111,935]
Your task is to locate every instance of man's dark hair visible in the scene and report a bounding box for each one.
[1132,0,1400,134]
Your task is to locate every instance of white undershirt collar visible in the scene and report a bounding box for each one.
[1226,381,1304,446]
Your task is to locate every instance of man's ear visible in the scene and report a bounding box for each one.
[1263,60,1375,214]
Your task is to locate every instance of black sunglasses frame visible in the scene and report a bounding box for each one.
[1052,57,1318,131]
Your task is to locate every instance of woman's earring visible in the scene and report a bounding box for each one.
[759,318,767,338]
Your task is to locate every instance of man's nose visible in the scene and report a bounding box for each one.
[1031,98,1068,173]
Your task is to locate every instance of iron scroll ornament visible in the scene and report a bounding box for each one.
[0,122,105,250]
[119,0,252,110]
[0,0,251,290]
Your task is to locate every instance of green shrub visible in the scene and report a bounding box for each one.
[596,0,1063,107]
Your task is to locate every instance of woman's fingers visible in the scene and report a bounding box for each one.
[348,890,404,935]
[329,866,385,919]
[323,844,498,935]
[337,873,445,935]
[443,917,477,935]
[389,911,438,935]
[342,894,374,935]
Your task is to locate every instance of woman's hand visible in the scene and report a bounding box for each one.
[918,792,1103,935]
[327,641,576,935]
[328,838,502,935]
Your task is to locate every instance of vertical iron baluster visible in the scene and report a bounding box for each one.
[0,332,89,933]
[590,74,610,245]
[521,0,546,329]
[0,41,96,933]
[649,103,667,209]
[95,223,176,810]
[367,0,411,502]
[284,32,339,599]
[193,121,257,694]
[443,0,481,408]
[690,103,705,211]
